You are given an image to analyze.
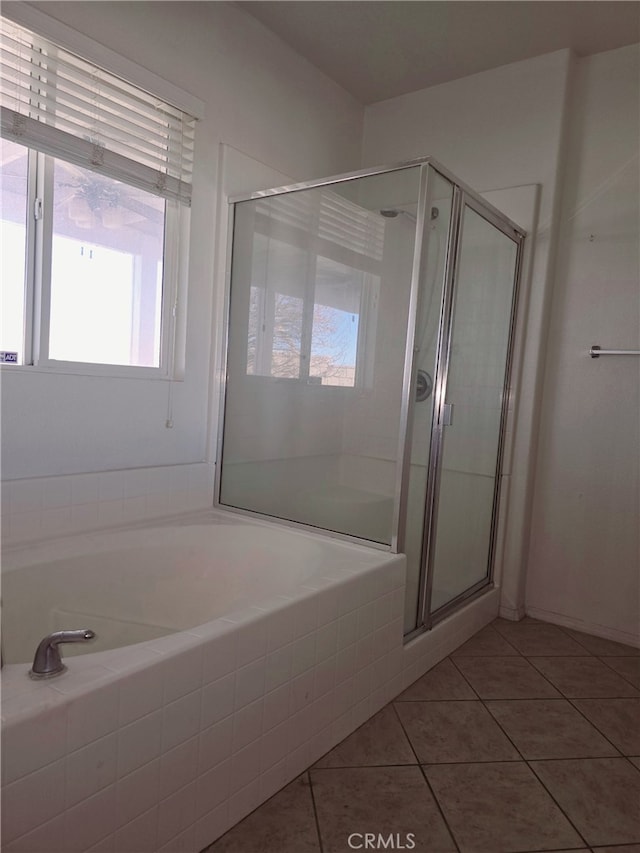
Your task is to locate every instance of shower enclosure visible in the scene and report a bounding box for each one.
[216,158,525,637]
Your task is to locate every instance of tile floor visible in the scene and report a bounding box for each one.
[204,617,640,853]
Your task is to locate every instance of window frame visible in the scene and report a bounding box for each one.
[0,5,203,380]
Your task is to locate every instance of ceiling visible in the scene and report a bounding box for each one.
[238,1,640,104]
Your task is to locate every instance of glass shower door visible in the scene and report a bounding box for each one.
[425,197,521,616]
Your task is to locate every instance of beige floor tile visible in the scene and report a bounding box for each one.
[489,623,590,656]
[453,656,561,699]
[397,658,477,701]
[485,698,619,759]
[425,761,583,853]
[530,757,640,846]
[314,705,416,768]
[451,625,520,657]
[529,657,640,698]
[600,656,640,689]
[572,697,640,755]
[563,629,640,656]
[395,700,519,763]
[592,845,640,853]
[205,775,319,853]
[310,765,456,852]
[630,757,640,770]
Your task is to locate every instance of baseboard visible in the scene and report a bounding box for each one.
[525,606,640,649]
[499,603,526,621]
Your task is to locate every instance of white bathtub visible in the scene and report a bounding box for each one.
[1,509,407,852]
[2,520,337,663]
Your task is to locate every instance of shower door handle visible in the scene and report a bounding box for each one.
[442,403,454,426]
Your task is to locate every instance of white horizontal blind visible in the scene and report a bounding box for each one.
[0,16,195,204]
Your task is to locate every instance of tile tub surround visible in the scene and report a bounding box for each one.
[1,462,215,547]
[206,616,640,853]
[1,517,407,853]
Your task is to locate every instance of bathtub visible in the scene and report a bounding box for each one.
[1,509,407,852]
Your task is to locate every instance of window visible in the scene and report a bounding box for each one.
[243,190,382,388]
[0,15,197,374]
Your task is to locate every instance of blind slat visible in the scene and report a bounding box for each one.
[0,18,196,204]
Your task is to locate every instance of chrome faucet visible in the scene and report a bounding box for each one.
[29,629,96,679]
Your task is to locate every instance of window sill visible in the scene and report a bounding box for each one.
[0,363,184,381]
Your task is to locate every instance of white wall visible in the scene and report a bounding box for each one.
[362,50,573,619]
[526,44,640,643]
[1,1,363,481]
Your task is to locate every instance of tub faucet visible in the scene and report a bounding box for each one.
[29,629,96,679]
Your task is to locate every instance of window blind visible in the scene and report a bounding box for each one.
[0,16,196,204]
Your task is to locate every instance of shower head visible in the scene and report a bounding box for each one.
[379,207,437,222]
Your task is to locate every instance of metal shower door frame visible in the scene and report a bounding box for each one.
[215,156,526,637]
[408,182,526,637]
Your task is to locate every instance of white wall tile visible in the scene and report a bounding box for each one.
[201,673,235,730]
[265,643,293,693]
[1,760,66,844]
[334,644,357,685]
[234,659,265,710]
[259,758,288,802]
[195,760,231,819]
[97,499,124,528]
[70,502,99,532]
[201,630,238,685]
[43,476,72,509]
[291,632,317,677]
[289,670,315,713]
[2,704,68,785]
[157,782,197,848]
[229,739,261,795]
[232,698,263,751]
[116,759,160,828]
[194,802,229,853]
[198,716,233,774]
[265,602,297,651]
[41,506,73,538]
[259,721,289,772]
[163,645,204,705]
[262,683,290,732]
[337,614,358,650]
[228,778,261,827]
[67,683,119,752]
[235,618,268,669]
[315,621,338,662]
[158,823,195,853]
[66,733,118,808]
[10,480,43,514]
[118,662,164,726]
[4,815,67,853]
[98,471,125,502]
[114,805,158,853]
[117,711,163,778]
[162,691,201,752]
[314,657,335,699]
[159,736,198,800]
[64,786,117,853]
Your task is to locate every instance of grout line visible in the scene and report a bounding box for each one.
[596,655,640,690]
[305,770,325,853]
[524,757,595,850]
[390,699,461,851]
[565,696,631,757]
